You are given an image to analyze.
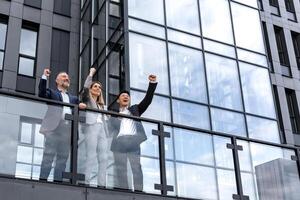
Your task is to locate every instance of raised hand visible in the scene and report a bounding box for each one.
[89,68,97,77]
[44,68,51,77]
[148,74,157,82]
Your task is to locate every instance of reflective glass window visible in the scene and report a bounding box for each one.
[169,43,207,103]
[231,3,265,53]
[234,0,258,8]
[129,18,165,39]
[211,108,246,136]
[166,0,200,35]
[172,99,210,130]
[131,90,171,122]
[18,57,35,76]
[239,62,276,118]
[20,29,37,57]
[247,115,280,143]
[128,0,164,24]
[206,53,243,110]
[0,52,3,70]
[237,48,268,67]
[129,33,169,95]
[168,29,202,49]
[200,0,234,44]
[203,39,236,58]
[0,23,7,50]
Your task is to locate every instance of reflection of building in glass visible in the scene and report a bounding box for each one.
[0,0,300,200]
[255,158,300,200]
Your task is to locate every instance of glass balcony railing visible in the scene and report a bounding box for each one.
[0,91,299,200]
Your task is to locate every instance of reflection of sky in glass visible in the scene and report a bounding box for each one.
[247,115,280,143]
[234,0,258,8]
[141,157,161,194]
[211,108,246,137]
[129,18,165,39]
[213,136,234,169]
[0,23,7,50]
[204,39,236,58]
[206,53,243,110]
[33,148,43,165]
[239,62,276,118]
[172,99,210,130]
[164,126,174,160]
[200,0,234,44]
[17,146,33,163]
[168,29,202,49]
[237,140,252,172]
[128,0,164,24]
[174,128,214,165]
[130,90,171,122]
[166,0,200,35]
[20,29,37,57]
[241,172,257,200]
[237,48,268,67]
[176,163,217,199]
[166,161,176,196]
[169,43,207,103]
[34,124,44,148]
[217,169,237,200]
[140,122,159,158]
[231,3,265,53]
[0,52,3,70]
[15,163,31,179]
[129,33,169,95]
[18,57,35,76]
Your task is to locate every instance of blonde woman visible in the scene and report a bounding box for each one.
[81,67,108,186]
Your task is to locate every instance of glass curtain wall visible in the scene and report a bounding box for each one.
[127,0,279,144]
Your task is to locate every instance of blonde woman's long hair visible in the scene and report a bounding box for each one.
[89,81,105,109]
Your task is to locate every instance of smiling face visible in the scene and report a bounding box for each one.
[90,82,102,97]
[118,92,130,107]
[56,72,70,89]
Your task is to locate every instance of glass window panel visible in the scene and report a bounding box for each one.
[17,146,33,163]
[0,23,7,50]
[234,0,258,8]
[33,148,43,165]
[15,163,31,179]
[239,62,276,118]
[166,161,176,196]
[166,0,200,35]
[18,57,35,76]
[129,33,169,95]
[237,49,268,67]
[247,115,280,143]
[140,122,159,158]
[0,51,3,70]
[176,163,217,199]
[172,100,210,130]
[34,124,44,148]
[217,169,237,200]
[20,123,32,144]
[131,90,171,122]
[32,165,41,180]
[203,39,236,58]
[200,0,234,44]
[164,126,174,160]
[169,43,207,103]
[237,140,252,172]
[168,29,202,49]
[231,3,265,53]
[174,128,214,165]
[206,53,243,110]
[129,18,165,39]
[213,136,234,169]
[141,157,161,194]
[128,0,164,24]
[211,108,246,137]
[20,29,37,57]
[241,172,257,200]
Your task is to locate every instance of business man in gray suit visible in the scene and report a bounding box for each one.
[39,68,86,181]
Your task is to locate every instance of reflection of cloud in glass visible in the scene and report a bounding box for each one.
[247,115,280,143]
[130,90,171,122]
[234,0,258,8]
[213,136,235,169]
[172,99,210,130]
[0,23,7,50]
[129,18,165,39]
[239,62,276,118]
[168,29,202,49]
[237,48,268,67]
[204,39,236,58]
[200,0,234,44]
[169,43,207,103]
[231,3,265,53]
[140,122,159,158]
[129,33,169,95]
[174,128,214,165]
[176,163,218,199]
[241,172,257,200]
[206,53,242,110]
[140,157,160,194]
[166,0,200,35]
[217,169,237,200]
[128,0,165,24]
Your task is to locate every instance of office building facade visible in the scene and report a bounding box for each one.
[0,0,300,199]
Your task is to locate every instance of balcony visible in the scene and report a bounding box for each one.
[0,90,299,200]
